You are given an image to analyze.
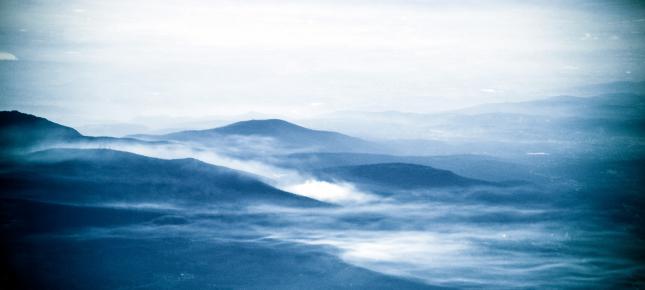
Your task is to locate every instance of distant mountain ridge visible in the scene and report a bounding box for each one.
[316,163,496,192]
[295,93,645,157]
[133,119,383,154]
[276,152,540,183]
[455,93,645,119]
[0,111,325,207]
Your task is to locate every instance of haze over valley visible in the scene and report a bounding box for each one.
[2,84,644,288]
[1,0,645,289]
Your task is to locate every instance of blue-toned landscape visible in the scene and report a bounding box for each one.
[1,1,644,289]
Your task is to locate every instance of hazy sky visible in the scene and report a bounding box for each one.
[0,0,644,127]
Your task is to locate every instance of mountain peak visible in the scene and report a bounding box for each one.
[1,110,82,150]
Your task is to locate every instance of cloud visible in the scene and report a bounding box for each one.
[21,136,639,288]
[56,139,377,204]
[65,141,292,180]
[0,52,18,61]
[259,199,626,289]
[284,179,376,204]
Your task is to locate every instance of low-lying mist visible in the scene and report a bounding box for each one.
[58,191,640,289]
[54,139,379,204]
[9,132,643,289]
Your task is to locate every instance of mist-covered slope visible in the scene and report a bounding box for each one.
[0,148,321,207]
[0,197,433,290]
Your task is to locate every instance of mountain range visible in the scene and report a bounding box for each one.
[0,111,328,207]
[2,110,529,206]
[1,110,521,206]
[296,93,645,158]
[131,118,384,154]
[2,89,643,289]
[1,148,322,207]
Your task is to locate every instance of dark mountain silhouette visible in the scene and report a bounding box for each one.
[0,148,321,207]
[317,163,495,191]
[0,111,170,156]
[132,119,382,153]
[211,119,316,136]
[0,110,83,151]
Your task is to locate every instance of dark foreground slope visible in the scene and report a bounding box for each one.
[0,148,320,207]
[0,110,83,153]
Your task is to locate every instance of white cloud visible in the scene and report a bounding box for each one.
[0,52,18,61]
[284,179,376,204]
[57,139,378,205]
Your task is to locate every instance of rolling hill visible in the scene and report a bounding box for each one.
[0,148,322,207]
[316,163,496,192]
[131,119,383,154]
[276,152,540,183]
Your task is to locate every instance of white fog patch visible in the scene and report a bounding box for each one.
[284,179,377,204]
[254,198,631,289]
[266,222,604,288]
[0,52,18,61]
[326,232,468,263]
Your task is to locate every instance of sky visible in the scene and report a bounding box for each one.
[0,0,644,128]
